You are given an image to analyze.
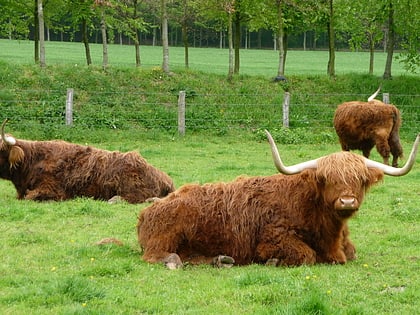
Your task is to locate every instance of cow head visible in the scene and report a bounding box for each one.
[265,130,419,216]
[0,119,25,171]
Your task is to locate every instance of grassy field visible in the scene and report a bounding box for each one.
[0,39,419,314]
[0,39,410,76]
[0,133,419,315]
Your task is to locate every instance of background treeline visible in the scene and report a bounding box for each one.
[0,0,418,77]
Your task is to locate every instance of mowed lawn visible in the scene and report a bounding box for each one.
[0,132,419,314]
[0,39,409,76]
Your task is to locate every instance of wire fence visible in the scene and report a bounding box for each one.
[1,89,419,139]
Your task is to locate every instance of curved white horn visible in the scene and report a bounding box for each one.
[265,130,318,175]
[364,133,419,176]
[1,119,16,146]
[367,85,381,102]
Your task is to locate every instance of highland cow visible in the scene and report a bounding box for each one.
[333,89,403,167]
[137,131,419,268]
[0,119,175,203]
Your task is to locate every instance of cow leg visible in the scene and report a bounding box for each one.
[25,187,67,201]
[256,232,316,266]
[375,133,391,165]
[361,148,371,158]
[391,155,398,168]
[389,134,403,167]
[341,225,356,261]
[163,253,183,269]
[142,250,184,269]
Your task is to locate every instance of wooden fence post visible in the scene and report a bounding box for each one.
[65,88,74,126]
[383,93,390,104]
[283,92,290,128]
[178,91,186,135]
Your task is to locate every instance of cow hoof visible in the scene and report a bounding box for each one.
[108,195,123,204]
[145,197,161,203]
[265,258,279,266]
[163,253,183,270]
[212,255,235,268]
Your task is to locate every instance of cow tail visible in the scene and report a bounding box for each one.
[392,107,401,132]
[391,107,403,158]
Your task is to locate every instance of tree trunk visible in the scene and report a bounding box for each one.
[100,9,108,70]
[34,0,39,63]
[383,0,394,79]
[277,0,285,76]
[81,18,92,66]
[182,0,189,68]
[182,24,189,68]
[161,0,170,73]
[227,11,234,81]
[38,0,46,68]
[368,32,374,74]
[234,11,240,74]
[327,0,335,77]
[133,0,141,67]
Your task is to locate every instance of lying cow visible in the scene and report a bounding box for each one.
[0,119,175,203]
[333,88,403,167]
[137,130,419,268]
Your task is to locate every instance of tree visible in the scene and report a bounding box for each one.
[335,0,385,74]
[226,1,234,80]
[65,0,94,66]
[232,0,253,74]
[161,0,170,73]
[326,0,335,77]
[94,0,113,70]
[0,1,31,40]
[275,0,285,76]
[34,0,40,63]
[382,0,394,79]
[395,0,420,74]
[38,0,46,67]
[170,0,200,68]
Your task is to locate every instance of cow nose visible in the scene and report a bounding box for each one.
[340,197,355,208]
[334,196,359,211]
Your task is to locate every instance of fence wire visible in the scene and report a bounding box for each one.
[0,89,419,138]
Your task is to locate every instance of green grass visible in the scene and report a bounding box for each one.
[0,39,410,76]
[0,134,419,315]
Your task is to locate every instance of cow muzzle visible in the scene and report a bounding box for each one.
[335,196,359,217]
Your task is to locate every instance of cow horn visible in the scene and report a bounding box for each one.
[1,119,16,146]
[265,130,318,174]
[367,85,381,102]
[364,133,420,176]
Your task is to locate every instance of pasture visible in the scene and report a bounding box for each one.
[0,39,419,314]
[0,39,411,76]
[0,132,419,315]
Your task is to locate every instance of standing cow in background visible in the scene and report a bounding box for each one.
[137,130,419,269]
[0,119,175,203]
[333,88,403,167]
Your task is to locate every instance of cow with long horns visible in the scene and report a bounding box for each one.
[0,119,175,203]
[333,87,403,167]
[137,131,419,268]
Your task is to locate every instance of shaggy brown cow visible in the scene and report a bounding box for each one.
[0,120,174,203]
[137,131,419,268]
[333,89,403,167]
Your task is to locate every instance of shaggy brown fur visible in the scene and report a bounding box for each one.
[333,101,403,167]
[137,152,383,267]
[0,137,175,203]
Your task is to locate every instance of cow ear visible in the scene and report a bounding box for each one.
[367,168,384,186]
[9,146,25,169]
